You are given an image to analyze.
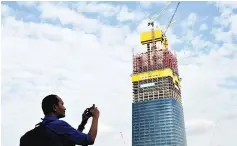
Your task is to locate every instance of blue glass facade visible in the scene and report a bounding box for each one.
[132,98,187,146]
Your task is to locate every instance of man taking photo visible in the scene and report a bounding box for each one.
[20,94,100,146]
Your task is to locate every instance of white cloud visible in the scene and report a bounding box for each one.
[180,13,197,39]
[99,25,130,45]
[215,1,237,11]
[212,2,237,29]
[200,23,208,31]
[77,2,120,17]
[187,12,198,26]
[211,27,233,43]
[1,4,10,16]
[117,6,145,22]
[213,16,230,28]
[136,18,151,33]
[230,14,237,35]
[39,2,102,33]
[17,1,38,7]
[186,119,215,135]
[139,1,167,8]
[75,2,147,22]
[164,27,182,50]
[1,4,16,17]
[139,1,165,8]
[139,1,152,8]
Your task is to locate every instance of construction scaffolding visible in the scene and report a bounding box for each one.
[132,76,181,103]
[132,29,181,104]
[132,50,181,103]
[132,49,179,75]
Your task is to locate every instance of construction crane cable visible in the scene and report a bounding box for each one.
[164,2,180,35]
[147,2,172,51]
[149,1,172,22]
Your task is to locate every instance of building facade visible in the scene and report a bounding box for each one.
[132,98,186,146]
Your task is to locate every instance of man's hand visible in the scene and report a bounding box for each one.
[78,107,92,131]
[90,105,100,119]
[82,108,91,122]
[78,104,99,134]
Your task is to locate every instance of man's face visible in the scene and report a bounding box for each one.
[54,96,66,118]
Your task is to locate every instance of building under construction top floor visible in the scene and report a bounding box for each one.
[132,29,181,103]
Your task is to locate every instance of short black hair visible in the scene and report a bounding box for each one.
[42,94,59,115]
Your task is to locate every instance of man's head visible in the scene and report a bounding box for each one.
[42,94,66,119]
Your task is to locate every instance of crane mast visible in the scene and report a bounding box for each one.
[147,1,172,51]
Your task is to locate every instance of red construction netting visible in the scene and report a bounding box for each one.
[133,50,179,75]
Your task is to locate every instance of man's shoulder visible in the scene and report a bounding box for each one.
[48,119,67,123]
[46,119,74,132]
[55,119,72,126]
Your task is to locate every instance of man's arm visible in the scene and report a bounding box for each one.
[47,120,93,145]
[77,105,100,144]
[86,106,100,145]
[87,117,98,144]
[78,118,90,132]
[78,124,85,132]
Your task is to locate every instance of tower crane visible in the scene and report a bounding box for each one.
[139,1,180,73]
[146,1,180,51]
[147,1,172,51]
[163,2,180,35]
[144,1,172,72]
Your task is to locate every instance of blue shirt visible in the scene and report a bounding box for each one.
[42,115,92,145]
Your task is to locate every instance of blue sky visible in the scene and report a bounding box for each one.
[1,1,237,146]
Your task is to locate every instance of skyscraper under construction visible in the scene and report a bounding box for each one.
[131,29,187,146]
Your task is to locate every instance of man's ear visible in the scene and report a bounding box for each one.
[53,104,57,112]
